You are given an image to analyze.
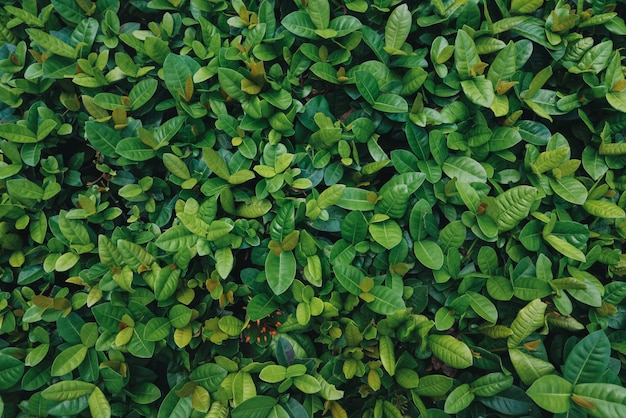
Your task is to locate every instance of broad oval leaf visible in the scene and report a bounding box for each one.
[429,334,473,369]
[526,375,572,413]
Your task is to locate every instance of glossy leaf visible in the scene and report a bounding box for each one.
[526,375,572,413]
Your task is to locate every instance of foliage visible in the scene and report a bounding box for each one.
[1,0,626,417]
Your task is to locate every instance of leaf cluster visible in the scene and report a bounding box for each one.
[1,0,626,417]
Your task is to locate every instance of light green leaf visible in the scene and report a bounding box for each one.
[549,177,588,205]
[41,380,95,401]
[444,384,474,414]
[373,93,409,113]
[306,0,330,30]
[265,251,296,295]
[0,123,38,143]
[455,30,480,80]
[89,386,111,418]
[333,264,364,295]
[379,336,396,376]
[369,220,403,250]
[544,234,586,263]
[509,348,555,385]
[572,383,626,418]
[414,240,444,270]
[507,299,547,348]
[511,0,544,14]
[442,156,487,183]
[281,11,318,40]
[385,4,411,51]
[367,286,406,315]
[52,344,87,376]
[461,77,495,108]
[26,28,76,58]
[467,291,498,323]
[527,375,572,413]
[429,334,473,369]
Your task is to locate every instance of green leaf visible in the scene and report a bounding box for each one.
[265,251,296,295]
[455,30,480,80]
[85,122,120,158]
[218,68,246,102]
[385,4,411,51]
[293,374,322,394]
[414,375,454,397]
[190,363,228,391]
[509,348,555,385]
[491,185,538,232]
[572,383,626,418]
[549,177,588,205]
[544,234,586,262]
[129,78,158,110]
[429,334,473,369]
[89,386,111,418]
[0,353,24,390]
[155,225,198,252]
[563,331,611,385]
[163,153,191,179]
[355,70,380,105]
[583,200,626,219]
[369,220,403,250]
[367,286,406,315]
[41,380,95,401]
[282,11,318,39]
[511,0,544,14]
[414,240,444,270]
[373,93,409,113]
[471,373,514,397]
[467,291,498,323]
[507,299,547,348]
[379,336,396,376]
[26,28,76,58]
[487,41,517,86]
[0,123,38,143]
[444,384,475,414]
[334,264,364,295]
[163,54,193,101]
[259,365,287,383]
[116,137,156,161]
[336,187,376,211]
[154,267,181,301]
[461,77,495,108]
[442,156,487,183]
[526,375,572,413]
[306,0,330,30]
[144,317,171,341]
[231,396,277,418]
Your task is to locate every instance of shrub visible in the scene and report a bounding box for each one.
[1,0,626,417]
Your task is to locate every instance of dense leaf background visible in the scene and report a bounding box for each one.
[1,0,626,417]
